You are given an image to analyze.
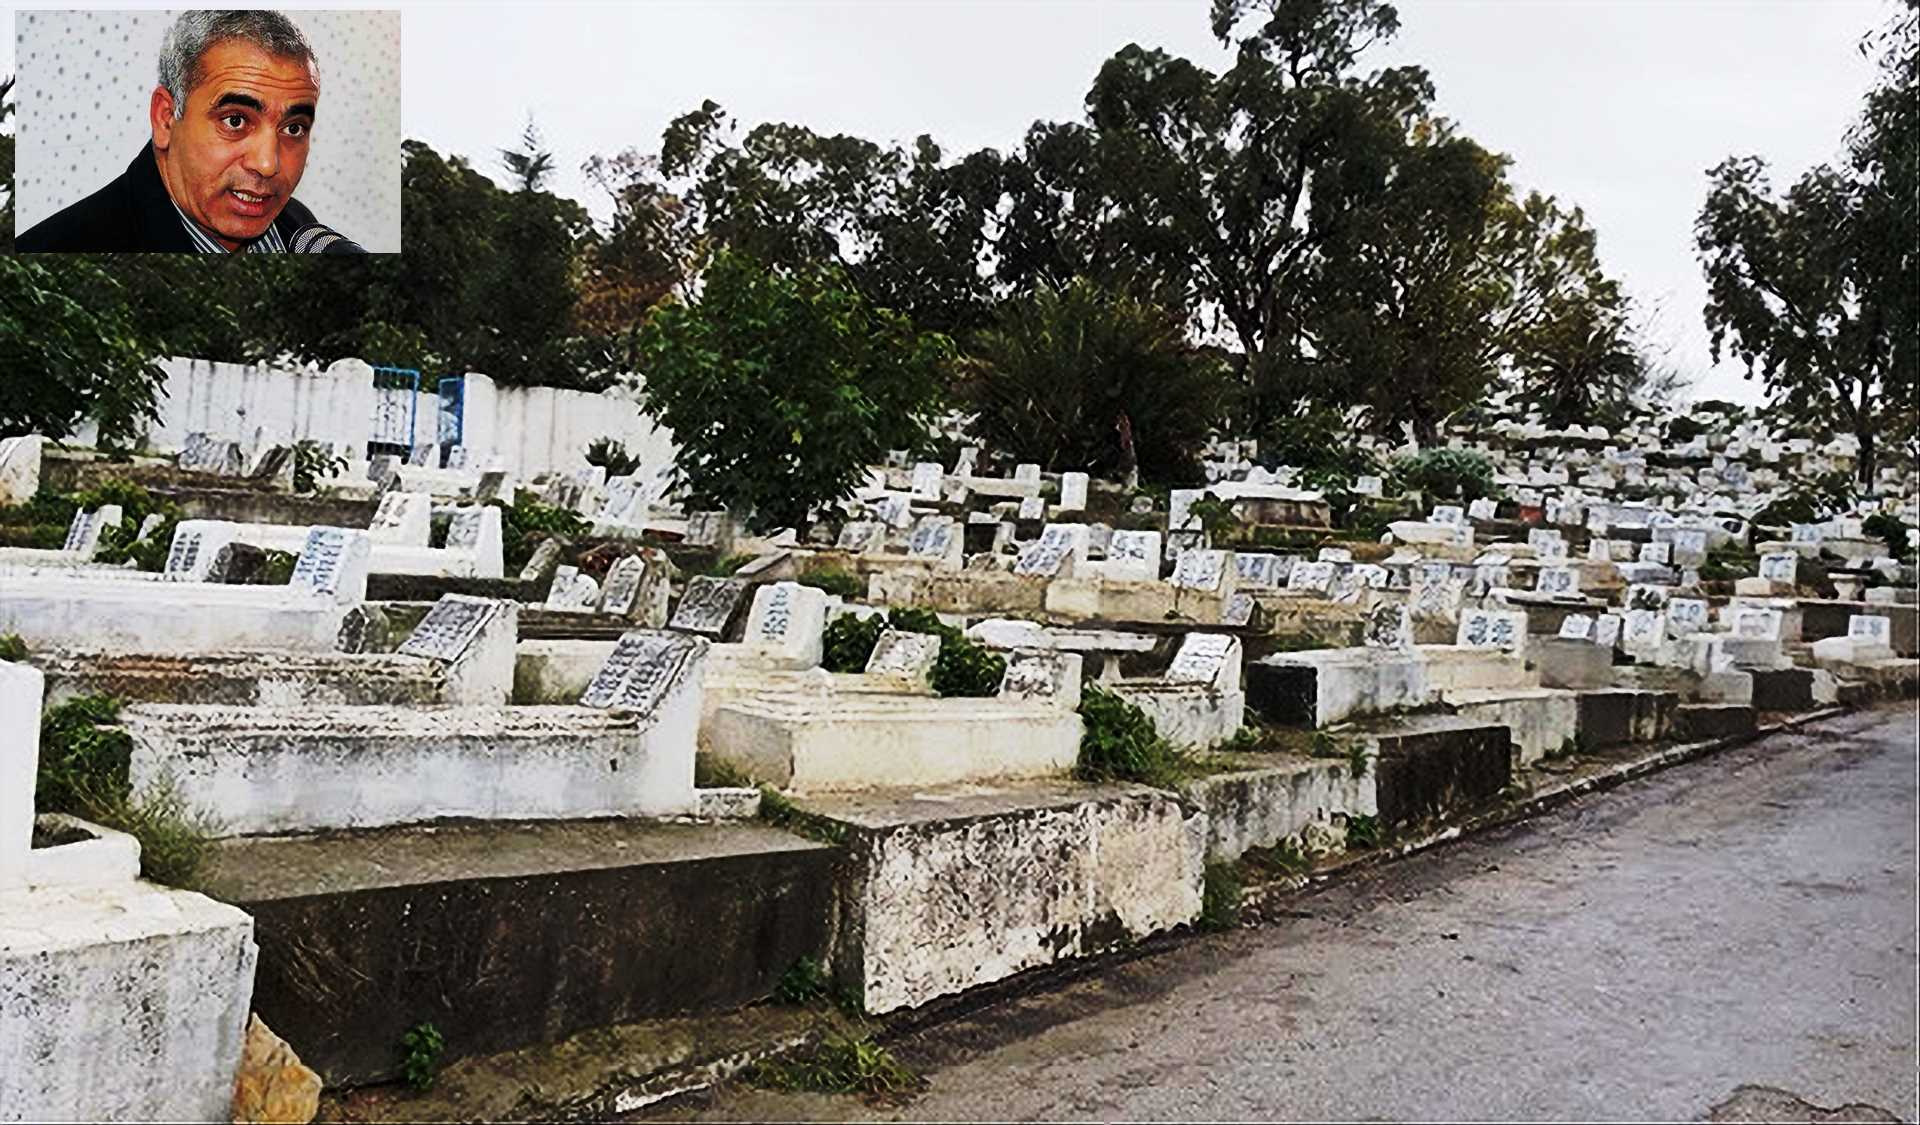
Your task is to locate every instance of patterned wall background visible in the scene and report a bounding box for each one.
[15,9,402,252]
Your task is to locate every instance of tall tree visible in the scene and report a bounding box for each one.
[1696,3,1914,482]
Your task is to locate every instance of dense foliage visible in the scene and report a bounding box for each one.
[817,607,1005,697]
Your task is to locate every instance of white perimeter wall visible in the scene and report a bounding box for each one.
[87,358,677,482]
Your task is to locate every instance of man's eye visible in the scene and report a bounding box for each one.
[285,123,307,138]
[221,114,246,130]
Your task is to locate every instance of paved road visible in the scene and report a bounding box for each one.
[659,705,1919,1122]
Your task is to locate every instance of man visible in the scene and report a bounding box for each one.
[17,10,360,253]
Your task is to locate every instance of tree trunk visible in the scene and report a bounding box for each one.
[1857,423,1876,486]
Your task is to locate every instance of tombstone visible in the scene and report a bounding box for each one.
[1620,609,1668,660]
[1535,566,1580,596]
[249,444,294,488]
[685,511,735,551]
[1638,541,1672,566]
[911,461,944,499]
[0,434,45,505]
[1467,498,1498,522]
[599,555,649,617]
[1731,606,1784,641]
[1588,538,1613,562]
[444,506,500,557]
[743,581,830,666]
[906,515,962,568]
[579,629,707,713]
[668,576,749,639]
[135,512,166,543]
[1431,504,1466,527]
[1015,526,1076,578]
[1592,613,1623,649]
[865,629,942,685]
[1666,597,1710,636]
[1085,523,1114,558]
[1789,523,1824,545]
[1288,560,1338,595]
[1363,602,1414,651]
[1234,553,1288,590]
[406,443,436,468]
[837,520,886,553]
[1013,463,1042,487]
[544,565,602,612]
[1352,474,1383,498]
[519,538,564,584]
[1757,552,1799,585]
[1170,548,1231,592]
[1058,472,1089,512]
[1016,495,1046,523]
[1,660,45,890]
[1558,614,1595,641]
[1455,608,1527,654]
[1317,547,1354,564]
[445,445,471,471]
[1626,584,1670,611]
[875,495,913,529]
[368,491,432,545]
[395,593,515,700]
[368,454,401,487]
[996,649,1081,709]
[1410,576,1468,624]
[288,527,371,604]
[1168,489,1206,532]
[952,447,981,477]
[1528,528,1567,560]
[162,521,236,581]
[1106,530,1162,583]
[1166,633,1242,692]
[61,505,121,559]
[1222,592,1256,627]
[1847,614,1893,651]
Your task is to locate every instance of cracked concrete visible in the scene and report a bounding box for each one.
[651,703,1919,1122]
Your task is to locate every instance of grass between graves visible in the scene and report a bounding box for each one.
[1214,723,1370,779]
[35,695,218,887]
[794,563,864,599]
[1075,687,1220,789]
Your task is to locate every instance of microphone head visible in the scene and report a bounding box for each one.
[291,223,368,254]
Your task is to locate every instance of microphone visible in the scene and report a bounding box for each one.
[290,223,368,254]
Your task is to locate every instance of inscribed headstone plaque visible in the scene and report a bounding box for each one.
[1847,614,1892,646]
[406,443,435,468]
[1456,608,1525,653]
[1235,553,1285,589]
[61,509,97,554]
[906,516,959,562]
[445,508,487,551]
[1588,538,1613,562]
[1593,613,1623,648]
[544,566,601,611]
[579,629,703,712]
[600,556,646,616]
[1528,529,1568,561]
[1222,592,1255,627]
[289,527,368,602]
[911,462,944,499]
[1316,547,1353,564]
[997,649,1075,704]
[1758,552,1799,584]
[519,538,563,583]
[165,528,204,576]
[1732,607,1784,640]
[398,595,498,663]
[1558,614,1595,641]
[445,445,470,471]
[1666,598,1710,635]
[1431,504,1466,527]
[1535,566,1579,596]
[1017,496,1045,522]
[1467,498,1498,521]
[1287,560,1337,594]
[1166,633,1240,689]
[837,520,886,552]
[1638,541,1672,565]
[1621,609,1667,658]
[1170,549,1229,591]
[1168,489,1205,532]
[1106,531,1161,582]
[669,576,748,638]
[1015,534,1071,578]
[1363,602,1414,650]
[1058,472,1089,511]
[1353,475,1383,497]
[1789,523,1824,544]
[866,629,941,682]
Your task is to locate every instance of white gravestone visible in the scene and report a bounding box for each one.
[1666,598,1710,636]
[444,506,504,578]
[1848,615,1893,651]
[669,576,749,638]
[1058,472,1089,512]
[865,629,942,684]
[1431,504,1467,527]
[1353,475,1383,497]
[1,660,43,890]
[1168,489,1205,532]
[1467,497,1498,521]
[599,556,648,617]
[952,447,980,477]
[1456,608,1527,654]
[837,520,886,553]
[1558,614,1595,641]
[1234,553,1289,589]
[289,527,371,604]
[1016,495,1046,522]
[1287,560,1337,595]
[1363,602,1414,651]
[996,649,1081,709]
[1105,531,1162,583]
[1170,549,1231,592]
[61,505,121,559]
[743,581,830,666]
[1316,547,1353,564]
[579,629,706,712]
[1410,576,1467,623]
[1166,633,1241,692]
[0,434,45,505]
[1638,541,1672,566]
[369,492,432,545]
[1731,606,1784,640]
[1758,552,1800,584]
[911,462,944,499]
[1593,613,1623,649]
[907,516,962,568]
[1013,463,1042,486]
[1587,538,1613,562]
[1621,609,1668,659]
[1536,566,1580,596]
[544,566,602,612]
[1528,529,1567,561]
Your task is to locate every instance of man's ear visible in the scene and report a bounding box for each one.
[150,86,175,150]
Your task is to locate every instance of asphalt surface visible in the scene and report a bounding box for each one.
[656,704,1919,1122]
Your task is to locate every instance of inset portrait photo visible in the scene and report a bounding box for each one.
[14,9,400,253]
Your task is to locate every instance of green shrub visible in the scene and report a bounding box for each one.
[1390,449,1495,503]
[84,779,219,887]
[884,608,1004,697]
[292,440,346,493]
[774,957,830,1006]
[796,564,864,599]
[747,1031,918,1096]
[0,634,26,661]
[821,613,886,673]
[489,496,589,571]
[1863,512,1911,559]
[585,437,642,478]
[398,1022,446,1092]
[1198,862,1242,931]
[1076,686,1190,788]
[1345,813,1382,849]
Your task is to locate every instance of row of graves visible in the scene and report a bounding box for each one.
[2,410,1917,1120]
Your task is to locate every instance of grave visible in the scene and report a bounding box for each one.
[1111,632,1247,749]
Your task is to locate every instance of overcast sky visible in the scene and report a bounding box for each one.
[6,1,1892,402]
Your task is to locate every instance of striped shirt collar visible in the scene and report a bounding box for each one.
[169,196,287,253]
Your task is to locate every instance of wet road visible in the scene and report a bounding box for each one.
[658,704,1919,1122]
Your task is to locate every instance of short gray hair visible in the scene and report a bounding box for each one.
[158,10,318,120]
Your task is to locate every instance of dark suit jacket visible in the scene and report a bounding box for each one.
[16,146,319,252]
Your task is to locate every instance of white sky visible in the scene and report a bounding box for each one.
[5,0,1893,402]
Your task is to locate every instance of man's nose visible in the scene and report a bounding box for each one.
[241,128,280,182]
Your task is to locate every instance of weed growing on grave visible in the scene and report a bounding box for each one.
[1241,837,1312,877]
[292,441,347,493]
[1344,814,1382,850]
[489,497,588,571]
[821,613,885,672]
[693,755,756,789]
[399,1022,446,1091]
[1305,730,1369,778]
[1198,862,1242,931]
[795,563,864,599]
[747,1030,918,1098]
[758,787,848,846]
[0,633,26,661]
[774,957,831,1005]
[883,608,1005,697]
[1075,687,1192,789]
[36,696,218,885]
[70,480,180,572]
[1863,513,1913,561]
[584,437,642,478]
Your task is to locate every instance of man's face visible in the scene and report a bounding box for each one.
[152,38,317,249]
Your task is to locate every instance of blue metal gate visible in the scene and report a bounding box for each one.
[369,366,421,460]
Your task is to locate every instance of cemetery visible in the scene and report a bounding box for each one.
[1,365,1914,1121]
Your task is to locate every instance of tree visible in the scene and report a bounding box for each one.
[0,258,175,446]
[633,251,950,532]
[577,149,693,370]
[959,279,1230,485]
[1696,5,1915,483]
[500,118,555,192]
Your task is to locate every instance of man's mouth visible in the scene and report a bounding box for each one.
[224,188,275,218]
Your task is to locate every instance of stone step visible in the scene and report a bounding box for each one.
[795,781,1205,1015]
[195,818,835,1088]
[1177,754,1376,863]
[1576,688,1679,748]
[1349,715,1513,829]
[1675,702,1757,741]
[1749,667,1818,711]
[1441,686,1581,767]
